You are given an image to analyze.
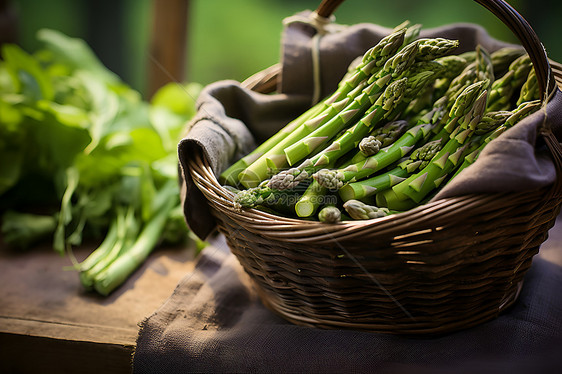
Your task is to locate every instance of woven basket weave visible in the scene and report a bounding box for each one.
[187,0,562,334]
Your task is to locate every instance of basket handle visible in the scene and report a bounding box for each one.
[315,0,557,101]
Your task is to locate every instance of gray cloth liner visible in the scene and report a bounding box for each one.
[178,12,562,241]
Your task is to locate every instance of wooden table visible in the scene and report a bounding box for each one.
[2,214,562,374]
[0,239,199,374]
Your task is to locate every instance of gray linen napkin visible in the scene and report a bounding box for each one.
[133,235,562,374]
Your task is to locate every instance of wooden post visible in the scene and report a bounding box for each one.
[148,0,189,98]
[0,0,18,48]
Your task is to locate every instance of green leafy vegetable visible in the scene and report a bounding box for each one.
[0,29,205,295]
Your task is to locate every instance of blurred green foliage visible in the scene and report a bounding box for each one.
[11,0,562,98]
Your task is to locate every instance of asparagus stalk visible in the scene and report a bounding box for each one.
[93,199,176,296]
[451,99,541,178]
[236,33,412,188]
[349,120,409,162]
[486,54,532,111]
[318,205,342,223]
[79,206,139,290]
[378,87,489,209]
[338,166,410,201]
[283,39,426,167]
[223,28,412,187]
[90,181,179,296]
[78,217,119,275]
[376,134,468,210]
[490,47,526,76]
[332,80,487,190]
[282,80,384,167]
[327,123,433,186]
[343,199,391,220]
[219,102,325,186]
[516,68,539,106]
[294,179,330,217]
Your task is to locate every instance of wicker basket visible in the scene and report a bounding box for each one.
[186,0,562,335]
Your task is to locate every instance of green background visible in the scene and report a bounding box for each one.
[11,0,562,98]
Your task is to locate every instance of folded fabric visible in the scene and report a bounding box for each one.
[177,13,562,240]
[133,235,562,374]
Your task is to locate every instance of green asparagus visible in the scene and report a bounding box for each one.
[225,27,541,222]
[318,205,342,224]
[235,28,408,188]
[486,54,532,111]
[343,200,391,220]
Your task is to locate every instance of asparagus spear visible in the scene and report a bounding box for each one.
[318,205,342,223]
[343,199,391,220]
[516,68,540,106]
[320,123,433,187]
[267,77,408,191]
[321,79,486,192]
[486,54,532,111]
[282,40,424,167]
[338,166,410,201]
[235,33,411,188]
[490,47,526,76]
[291,68,449,217]
[294,179,330,217]
[414,38,460,61]
[232,181,276,210]
[222,28,413,187]
[350,119,409,162]
[379,86,489,209]
[451,99,541,178]
[358,136,383,156]
[443,80,490,133]
[473,110,513,135]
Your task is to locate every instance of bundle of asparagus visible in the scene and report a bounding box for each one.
[220,23,541,222]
